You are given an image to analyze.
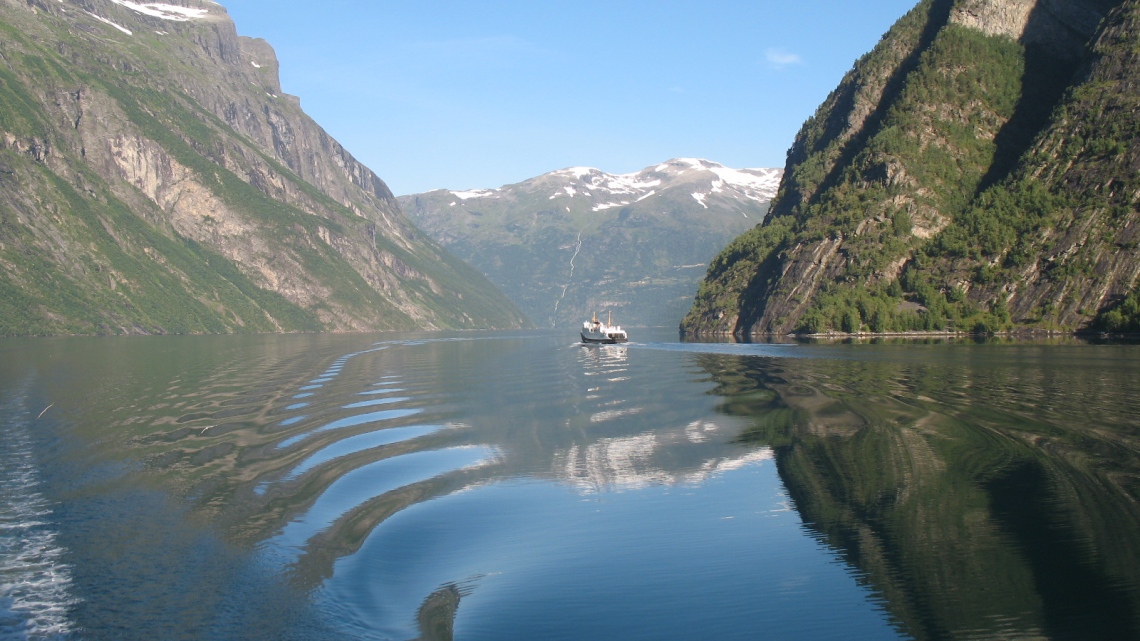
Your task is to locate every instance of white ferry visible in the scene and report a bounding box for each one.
[581,311,628,344]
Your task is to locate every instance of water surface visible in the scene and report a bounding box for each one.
[1,330,1138,640]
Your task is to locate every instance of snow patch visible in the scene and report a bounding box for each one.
[603,175,660,193]
[250,60,261,68]
[691,192,708,209]
[708,166,780,192]
[675,158,713,171]
[663,160,781,202]
[109,0,209,20]
[86,11,132,34]
[592,202,624,212]
[451,189,496,200]
[555,167,599,179]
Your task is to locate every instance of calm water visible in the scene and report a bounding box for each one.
[0,330,1138,640]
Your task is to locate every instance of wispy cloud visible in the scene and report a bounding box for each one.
[764,48,804,70]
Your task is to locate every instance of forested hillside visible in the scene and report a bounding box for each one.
[683,0,1138,336]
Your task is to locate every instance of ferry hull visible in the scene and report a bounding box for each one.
[581,332,628,344]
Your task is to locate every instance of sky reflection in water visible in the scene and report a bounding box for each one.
[0,330,1137,640]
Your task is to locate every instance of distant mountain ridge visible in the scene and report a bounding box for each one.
[0,0,527,335]
[447,158,779,211]
[400,159,782,328]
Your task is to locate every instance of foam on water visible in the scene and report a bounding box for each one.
[0,389,77,639]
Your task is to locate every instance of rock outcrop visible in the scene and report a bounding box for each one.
[683,0,1138,337]
[0,0,527,334]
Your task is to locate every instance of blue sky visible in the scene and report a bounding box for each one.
[220,0,918,195]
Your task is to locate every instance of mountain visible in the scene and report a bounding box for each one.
[399,159,781,328]
[682,0,1139,337]
[0,0,528,335]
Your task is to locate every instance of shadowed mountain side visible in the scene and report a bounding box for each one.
[698,347,1140,640]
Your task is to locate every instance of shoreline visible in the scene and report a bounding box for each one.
[678,328,1140,341]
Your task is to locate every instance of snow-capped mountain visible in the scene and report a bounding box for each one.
[544,159,779,211]
[399,159,783,329]
[441,158,779,219]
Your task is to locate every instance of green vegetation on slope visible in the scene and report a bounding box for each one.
[0,156,322,335]
[0,3,526,335]
[684,0,1139,336]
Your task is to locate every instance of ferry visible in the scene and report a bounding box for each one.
[581,311,628,344]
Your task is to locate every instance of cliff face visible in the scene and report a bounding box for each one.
[0,0,528,335]
[683,0,1138,337]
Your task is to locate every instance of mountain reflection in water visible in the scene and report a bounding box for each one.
[1,332,1138,639]
[696,340,1140,641]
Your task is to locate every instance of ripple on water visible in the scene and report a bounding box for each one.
[283,425,447,481]
[263,446,496,559]
[358,388,405,396]
[343,397,411,410]
[276,408,425,450]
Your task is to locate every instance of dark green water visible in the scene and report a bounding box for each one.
[0,330,1137,640]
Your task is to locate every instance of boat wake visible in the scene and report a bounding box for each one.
[0,386,78,639]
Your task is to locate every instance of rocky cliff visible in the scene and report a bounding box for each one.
[399,159,780,328]
[0,0,528,335]
[682,0,1138,337]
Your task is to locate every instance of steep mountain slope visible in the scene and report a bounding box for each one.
[0,0,527,335]
[400,159,781,328]
[683,0,1137,337]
